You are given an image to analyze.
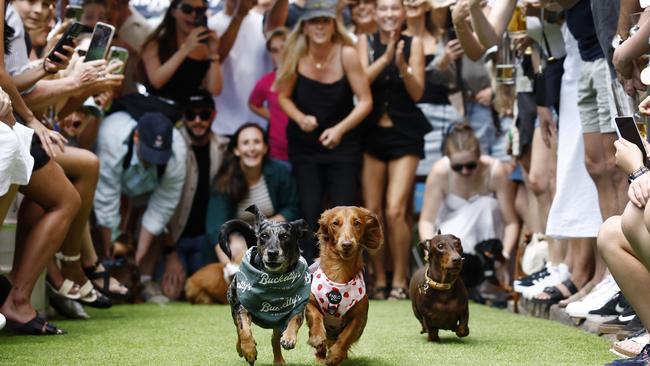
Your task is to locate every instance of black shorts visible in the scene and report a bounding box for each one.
[30,135,50,171]
[364,126,424,162]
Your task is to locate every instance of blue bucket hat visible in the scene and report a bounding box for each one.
[300,0,337,22]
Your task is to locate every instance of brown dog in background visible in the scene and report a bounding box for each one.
[306,206,383,366]
[185,252,244,304]
[409,233,469,342]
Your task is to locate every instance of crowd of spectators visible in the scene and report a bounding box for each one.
[0,0,649,363]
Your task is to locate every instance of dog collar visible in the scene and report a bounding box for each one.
[421,267,455,292]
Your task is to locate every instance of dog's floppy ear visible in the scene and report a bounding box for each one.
[218,219,256,259]
[418,239,431,259]
[361,208,383,254]
[290,219,310,239]
[452,235,463,255]
[317,208,334,243]
[245,204,267,230]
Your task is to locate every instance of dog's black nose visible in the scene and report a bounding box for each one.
[267,249,279,259]
[341,241,353,251]
[452,256,462,264]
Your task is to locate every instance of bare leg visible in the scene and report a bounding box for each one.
[362,154,388,293]
[385,155,419,291]
[0,185,17,225]
[55,147,99,285]
[600,214,650,330]
[2,160,80,324]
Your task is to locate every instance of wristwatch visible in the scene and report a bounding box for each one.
[629,165,650,183]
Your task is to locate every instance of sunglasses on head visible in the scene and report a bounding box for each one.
[451,161,478,172]
[178,3,208,16]
[184,109,212,121]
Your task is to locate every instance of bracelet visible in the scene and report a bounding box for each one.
[400,66,413,78]
[629,166,649,183]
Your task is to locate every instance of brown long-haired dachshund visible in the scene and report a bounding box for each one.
[306,206,383,366]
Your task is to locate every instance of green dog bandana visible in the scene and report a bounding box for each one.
[235,247,311,330]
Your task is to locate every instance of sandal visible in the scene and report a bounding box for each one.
[532,279,578,305]
[76,280,112,309]
[83,261,130,301]
[369,286,388,300]
[612,331,650,358]
[47,279,81,300]
[388,287,409,300]
[5,314,65,335]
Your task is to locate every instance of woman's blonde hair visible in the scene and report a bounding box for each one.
[443,123,481,157]
[274,18,354,88]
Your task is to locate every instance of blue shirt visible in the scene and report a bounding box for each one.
[94,111,187,238]
[565,0,604,62]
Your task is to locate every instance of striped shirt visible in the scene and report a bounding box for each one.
[237,176,275,222]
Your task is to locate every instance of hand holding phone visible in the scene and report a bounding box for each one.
[107,46,129,74]
[84,22,116,62]
[614,116,649,170]
[48,22,84,63]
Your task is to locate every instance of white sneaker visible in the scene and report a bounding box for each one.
[521,263,570,300]
[0,312,5,330]
[566,275,620,318]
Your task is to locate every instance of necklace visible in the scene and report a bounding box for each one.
[309,46,336,70]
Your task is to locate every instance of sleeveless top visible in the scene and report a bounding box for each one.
[151,57,210,105]
[419,54,451,105]
[363,32,431,139]
[288,57,358,163]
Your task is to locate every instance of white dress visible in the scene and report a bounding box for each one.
[0,122,34,196]
[436,158,504,254]
[545,26,602,238]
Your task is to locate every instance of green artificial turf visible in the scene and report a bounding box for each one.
[0,301,617,366]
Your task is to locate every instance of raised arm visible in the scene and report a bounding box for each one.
[264,0,289,34]
[469,0,515,49]
[452,0,486,61]
[217,0,255,61]
[418,162,447,241]
[357,33,391,83]
[399,36,425,102]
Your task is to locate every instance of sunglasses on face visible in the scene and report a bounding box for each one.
[451,161,478,172]
[184,109,212,121]
[268,46,282,54]
[178,3,208,16]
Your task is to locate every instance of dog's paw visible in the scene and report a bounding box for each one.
[325,347,347,366]
[456,325,469,338]
[308,334,326,349]
[240,339,257,365]
[280,333,297,350]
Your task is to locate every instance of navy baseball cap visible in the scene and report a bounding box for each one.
[137,112,173,165]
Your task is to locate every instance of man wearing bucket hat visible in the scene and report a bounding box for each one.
[94,110,187,304]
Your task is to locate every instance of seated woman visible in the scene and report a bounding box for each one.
[418,123,519,287]
[598,137,650,365]
[203,123,301,266]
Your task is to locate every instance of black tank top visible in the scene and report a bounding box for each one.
[151,57,210,105]
[364,32,431,140]
[287,72,359,163]
[419,54,451,105]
